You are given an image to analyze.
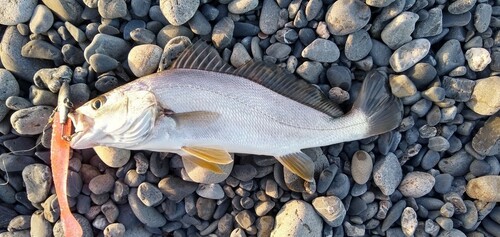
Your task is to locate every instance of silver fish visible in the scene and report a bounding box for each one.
[69,41,402,181]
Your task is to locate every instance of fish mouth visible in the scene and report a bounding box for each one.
[67,112,95,149]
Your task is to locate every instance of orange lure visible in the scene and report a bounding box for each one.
[51,111,83,237]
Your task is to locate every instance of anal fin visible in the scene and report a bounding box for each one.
[183,155,224,174]
[275,152,315,182]
[181,146,233,164]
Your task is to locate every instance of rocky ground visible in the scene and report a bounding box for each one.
[0,0,499,236]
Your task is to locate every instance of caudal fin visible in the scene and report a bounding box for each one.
[352,71,403,136]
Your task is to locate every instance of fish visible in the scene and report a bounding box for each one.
[68,41,402,182]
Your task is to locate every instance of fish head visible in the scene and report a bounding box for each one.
[68,88,159,149]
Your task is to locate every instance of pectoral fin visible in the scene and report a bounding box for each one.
[275,152,315,182]
[183,155,224,174]
[181,146,233,164]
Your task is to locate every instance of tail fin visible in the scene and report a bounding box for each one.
[352,71,403,136]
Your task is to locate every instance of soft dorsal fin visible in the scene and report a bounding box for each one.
[233,62,344,117]
[170,41,234,73]
[170,41,344,118]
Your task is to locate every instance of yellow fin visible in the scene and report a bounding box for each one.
[183,155,224,174]
[275,152,315,182]
[181,146,233,164]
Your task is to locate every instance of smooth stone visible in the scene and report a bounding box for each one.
[22,164,52,204]
[228,0,258,14]
[448,0,476,14]
[156,25,194,49]
[296,61,323,84]
[1,26,52,82]
[399,171,435,198]
[98,0,128,19]
[89,174,115,195]
[61,44,85,65]
[413,8,443,38]
[456,200,478,229]
[466,175,500,202]
[183,155,233,184]
[472,116,500,156]
[438,150,474,176]
[93,146,131,168]
[160,0,199,26]
[128,44,163,77]
[84,34,130,63]
[0,0,37,25]
[326,0,371,36]
[389,74,417,98]
[442,76,475,102]
[130,28,156,44]
[6,96,32,110]
[197,197,216,221]
[128,188,166,228]
[64,21,86,43]
[390,39,431,72]
[41,0,83,23]
[428,136,450,152]
[231,43,252,68]
[0,177,15,204]
[188,11,211,36]
[89,54,119,73]
[31,210,52,237]
[158,176,198,202]
[271,200,323,236]
[104,223,126,237]
[436,39,465,76]
[196,183,224,200]
[302,39,340,63]
[326,65,351,90]
[465,48,491,72]
[351,150,372,184]
[381,199,406,232]
[370,39,392,67]
[0,154,35,173]
[234,22,260,38]
[69,83,91,107]
[381,11,419,50]
[131,0,151,17]
[212,17,234,49]
[345,29,372,61]
[373,153,403,195]
[407,63,437,90]
[312,196,346,227]
[255,201,275,216]
[434,174,453,194]
[466,76,500,115]
[401,207,418,236]
[266,43,291,60]
[259,0,280,35]
[137,182,163,207]
[0,70,20,101]
[475,3,492,33]
[29,4,54,34]
[231,164,258,182]
[326,173,350,199]
[10,106,53,135]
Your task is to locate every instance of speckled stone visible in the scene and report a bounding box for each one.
[399,171,435,198]
[466,175,500,202]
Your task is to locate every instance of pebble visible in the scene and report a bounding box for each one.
[130,28,155,44]
[255,201,275,216]
[137,182,163,207]
[0,177,15,204]
[228,0,258,14]
[312,196,346,227]
[436,39,465,76]
[390,39,431,72]
[231,164,258,182]
[0,70,20,101]
[439,150,474,176]
[65,22,86,43]
[345,30,372,61]
[93,146,131,168]
[196,183,225,200]
[472,116,500,156]
[62,44,85,65]
[231,43,252,68]
[22,164,51,204]
[266,43,291,60]
[381,199,406,232]
[407,63,437,90]
[42,0,83,24]
[370,39,392,67]
[399,171,435,198]
[271,200,323,236]
[351,150,372,184]
[373,153,403,195]
[456,200,479,229]
[466,175,500,202]
[156,25,193,48]
[89,54,119,74]
[104,223,125,237]
[327,173,350,200]
[128,44,163,77]
[235,210,255,229]
[381,11,419,50]
[158,176,198,202]
[0,0,36,25]
[466,76,500,115]
[89,174,115,195]
[128,188,167,228]
[442,76,475,102]
[188,11,211,36]
[29,4,54,34]
[302,39,340,63]
[160,0,199,26]
[296,61,323,84]
[434,174,453,194]
[389,74,417,98]
[10,106,53,135]
[401,207,418,236]
[212,17,234,49]
[414,8,443,38]
[475,3,492,33]
[325,0,371,35]
[84,34,130,63]
[259,0,280,35]
[428,136,450,152]
[465,48,491,72]
[97,0,127,19]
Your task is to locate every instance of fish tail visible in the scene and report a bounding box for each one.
[351,70,403,136]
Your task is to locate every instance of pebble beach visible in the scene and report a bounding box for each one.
[0,0,500,236]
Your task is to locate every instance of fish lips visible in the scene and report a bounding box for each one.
[68,112,98,149]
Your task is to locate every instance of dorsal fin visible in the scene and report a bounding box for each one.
[171,41,344,118]
[233,61,344,117]
[170,41,234,73]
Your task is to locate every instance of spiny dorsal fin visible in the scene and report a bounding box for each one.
[170,41,234,73]
[171,41,344,118]
[233,62,344,118]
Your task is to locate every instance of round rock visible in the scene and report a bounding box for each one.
[137,182,163,207]
[0,69,20,100]
[228,0,258,14]
[373,153,402,195]
[466,76,500,115]
[351,150,372,184]
[390,39,431,72]
[93,146,131,168]
[312,196,346,227]
[160,0,199,26]
[381,11,419,50]
[10,106,53,135]
[302,39,340,63]
[98,0,128,19]
[89,174,115,195]
[196,183,225,200]
[128,188,167,227]
[22,164,52,204]
[389,74,417,98]
[466,175,500,202]
[436,40,465,76]
[271,200,323,236]
[29,4,54,34]
[345,29,372,61]
[0,0,37,25]
[89,54,119,74]
[84,34,130,63]
[465,48,491,72]
[325,0,371,36]
[401,207,418,236]
[399,171,435,198]
[128,44,163,77]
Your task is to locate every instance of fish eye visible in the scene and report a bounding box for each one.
[91,96,106,110]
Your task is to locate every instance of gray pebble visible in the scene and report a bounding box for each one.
[124,170,145,187]
[326,173,350,199]
[235,210,255,229]
[137,182,163,207]
[0,0,36,25]
[200,4,219,21]
[399,171,435,198]
[326,0,371,35]
[411,99,432,117]
[390,39,431,72]
[260,0,280,34]
[133,153,149,175]
[328,87,350,104]
[130,28,156,44]
[425,219,440,236]
[0,177,15,204]
[373,153,403,196]
[0,154,35,173]
[443,12,472,28]
[188,11,211,36]
[426,105,442,126]
[196,183,224,200]
[104,223,126,237]
[158,176,198,202]
[231,164,257,182]
[30,210,52,237]
[65,22,86,43]
[407,63,437,90]
[231,43,252,68]
[61,44,85,65]
[389,74,417,98]
[465,47,491,72]
[22,164,51,204]
[130,0,150,17]
[276,28,298,44]
[448,0,477,14]
[128,44,162,77]
[316,165,337,194]
[351,150,372,184]
[302,39,340,63]
[428,136,450,152]
[442,76,475,102]
[401,207,418,236]
[89,54,119,74]
[305,0,322,20]
[381,199,406,232]
[434,173,453,194]
[436,39,465,76]
[89,174,115,195]
[228,0,258,14]
[197,197,216,221]
[212,17,234,49]
[440,202,455,218]
[101,200,119,223]
[370,39,392,67]
[0,70,20,101]
[233,22,260,37]
[266,43,291,60]
[123,20,146,41]
[84,34,130,63]
[436,216,453,231]
[312,196,346,227]
[10,106,53,135]
[475,3,492,33]
[255,201,275,216]
[298,28,316,46]
[296,61,323,84]
[470,160,491,176]
[98,0,127,19]
[414,8,443,38]
[381,11,419,50]
[345,30,372,61]
[456,200,478,229]
[128,188,167,228]
[29,4,54,34]
[438,150,474,176]
[326,65,351,90]
[160,0,199,26]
